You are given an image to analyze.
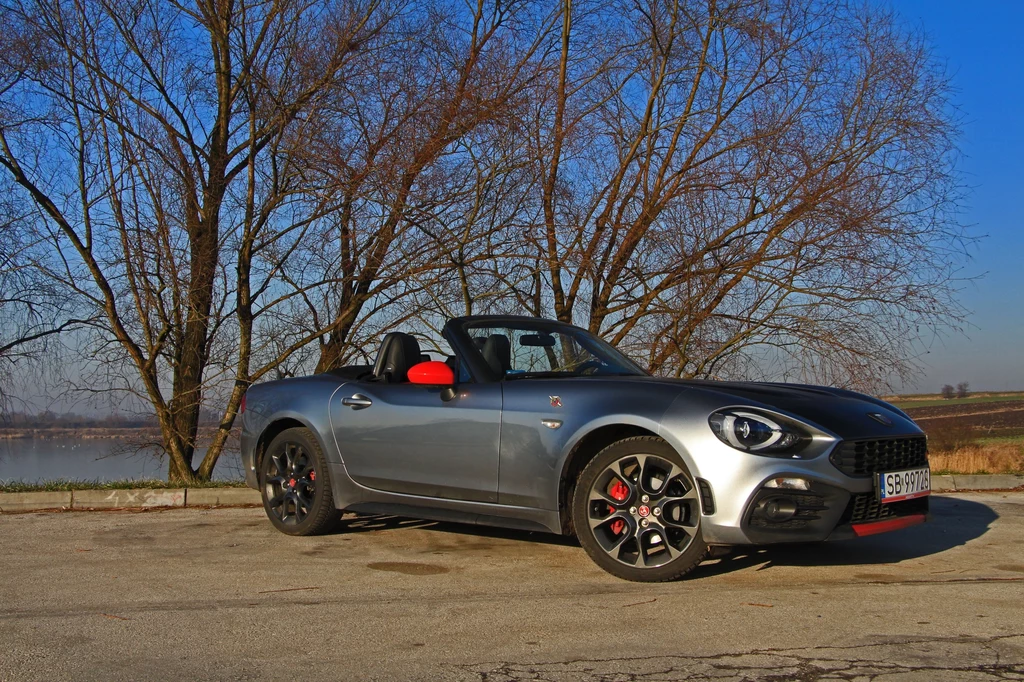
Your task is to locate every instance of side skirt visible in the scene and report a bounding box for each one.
[327,463,563,535]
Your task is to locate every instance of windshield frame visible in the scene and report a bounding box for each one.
[443,315,649,383]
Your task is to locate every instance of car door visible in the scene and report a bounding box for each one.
[329,380,502,503]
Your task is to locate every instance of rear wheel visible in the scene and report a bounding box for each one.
[260,427,341,536]
[572,436,708,581]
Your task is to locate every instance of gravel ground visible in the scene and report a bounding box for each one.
[1,492,1022,681]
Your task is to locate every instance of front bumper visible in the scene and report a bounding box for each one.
[827,510,929,541]
[738,479,930,544]
[699,474,931,545]
[659,426,930,546]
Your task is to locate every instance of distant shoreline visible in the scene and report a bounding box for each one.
[0,426,232,441]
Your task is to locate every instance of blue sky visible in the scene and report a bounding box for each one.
[8,1,1021,412]
[891,0,1024,393]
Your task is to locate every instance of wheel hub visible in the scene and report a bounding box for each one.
[264,442,318,526]
[587,453,701,569]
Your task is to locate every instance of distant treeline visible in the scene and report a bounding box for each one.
[1,410,222,430]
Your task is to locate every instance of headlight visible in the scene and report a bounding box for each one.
[708,409,810,456]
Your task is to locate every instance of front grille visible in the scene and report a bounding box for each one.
[830,437,928,477]
[841,493,928,524]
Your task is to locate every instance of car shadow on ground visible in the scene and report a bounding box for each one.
[339,494,998,572]
[340,513,581,546]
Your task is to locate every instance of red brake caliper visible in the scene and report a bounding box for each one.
[608,480,629,535]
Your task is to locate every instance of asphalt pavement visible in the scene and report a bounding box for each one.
[1,492,1022,681]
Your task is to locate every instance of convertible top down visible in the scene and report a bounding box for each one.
[240,315,930,581]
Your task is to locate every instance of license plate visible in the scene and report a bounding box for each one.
[878,467,931,503]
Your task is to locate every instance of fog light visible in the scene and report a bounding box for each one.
[763,477,811,491]
[762,497,798,522]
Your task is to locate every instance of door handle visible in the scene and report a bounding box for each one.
[342,394,373,409]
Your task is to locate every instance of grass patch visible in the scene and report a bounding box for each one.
[891,394,1024,409]
[0,478,248,493]
[929,443,1024,475]
[978,435,1024,445]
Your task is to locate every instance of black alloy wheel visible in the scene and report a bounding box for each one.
[573,436,708,581]
[260,427,341,536]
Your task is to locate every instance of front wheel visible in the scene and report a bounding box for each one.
[572,436,708,581]
[260,427,341,536]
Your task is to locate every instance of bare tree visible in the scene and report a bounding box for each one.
[0,0,972,482]
[304,0,557,371]
[0,181,95,409]
[941,384,956,400]
[956,382,969,400]
[1,219,58,408]
[509,0,966,391]
[0,0,393,481]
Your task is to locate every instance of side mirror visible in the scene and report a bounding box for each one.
[408,361,455,386]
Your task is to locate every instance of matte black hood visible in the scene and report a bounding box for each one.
[629,376,922,440]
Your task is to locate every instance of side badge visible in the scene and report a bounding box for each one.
[868,412,893,426]
[550,395,562,408]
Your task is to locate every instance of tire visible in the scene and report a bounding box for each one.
[572,436,708,581]
[260,427,341,536]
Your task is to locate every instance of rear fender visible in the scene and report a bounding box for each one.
[251,412,336,478]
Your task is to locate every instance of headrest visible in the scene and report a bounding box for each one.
[482,333,511,375]
[372,332,422,382]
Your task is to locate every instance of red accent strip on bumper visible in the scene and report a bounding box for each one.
[852,514,927,537]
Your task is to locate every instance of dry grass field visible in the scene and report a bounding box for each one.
[889,390,1024,409]
[927,444,1024,475]
[891,392,1024,474]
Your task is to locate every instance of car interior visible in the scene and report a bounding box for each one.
[326,328,522,384]
[476,334,512,376]
[326,331,456,384]
[371,332,422,383]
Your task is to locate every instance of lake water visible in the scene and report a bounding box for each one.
[0,437,245,483]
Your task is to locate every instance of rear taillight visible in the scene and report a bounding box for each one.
[239,394,246,414]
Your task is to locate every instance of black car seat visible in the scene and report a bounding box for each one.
[372,332,422,383]
[482,333,512,376]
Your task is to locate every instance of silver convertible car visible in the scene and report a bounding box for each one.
[239,315,930,581]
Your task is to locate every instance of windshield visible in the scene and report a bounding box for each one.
[464,322,648,379]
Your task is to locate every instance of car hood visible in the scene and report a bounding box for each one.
[611,376,921,440]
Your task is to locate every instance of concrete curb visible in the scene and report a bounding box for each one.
[185,488,262,507]
[72,488,185,510]
[937,474,1024,491]
[0,491,73,513]
[0,487,259,514]
[1,477,1021,514]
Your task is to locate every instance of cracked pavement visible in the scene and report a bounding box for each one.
[1,492,1022,680]
[462,635,1024,681]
